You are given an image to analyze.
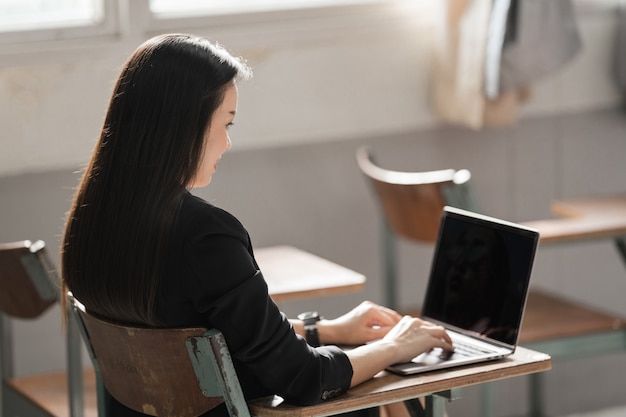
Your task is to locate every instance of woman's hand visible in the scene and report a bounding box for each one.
[346,315,454,387]
[291,302,454,387]
[381,315,454,364]
[317,301,402,346]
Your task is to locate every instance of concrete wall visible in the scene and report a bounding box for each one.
[1,2,625,416]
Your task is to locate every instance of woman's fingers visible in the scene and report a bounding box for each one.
[426,327,455,351]
[389,316,455,356]
[419,321,454,346]
[358,301,402,327]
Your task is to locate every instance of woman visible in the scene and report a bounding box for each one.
[61,34,453,417]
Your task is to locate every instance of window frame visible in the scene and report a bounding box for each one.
[0,0,420,50]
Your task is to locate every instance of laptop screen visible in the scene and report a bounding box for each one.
[422,207,539,348]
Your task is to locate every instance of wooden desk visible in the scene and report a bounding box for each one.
[249,347,551,417]
[255,246,366,303]
[511,195,626,417]
[523,194,626,245]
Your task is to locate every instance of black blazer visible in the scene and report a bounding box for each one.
[107,192,353,417]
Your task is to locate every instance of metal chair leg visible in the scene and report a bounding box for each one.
[0,315,10,416]
[382,221,398,309]
[67,306,84,417]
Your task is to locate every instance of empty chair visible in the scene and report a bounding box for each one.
[68,294,251,417]
[355,146,474,308]
[0,240,95,417]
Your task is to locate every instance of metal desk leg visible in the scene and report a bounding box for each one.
[425,389,462,417]
[481,382,495,417]
[529,373,546,417]
[425,395,446,417]
[614,236,626,270]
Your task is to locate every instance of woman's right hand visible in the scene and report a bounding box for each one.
[346,315,453,387]
[381,315,454,364]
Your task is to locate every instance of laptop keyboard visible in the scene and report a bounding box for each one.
[452,340,493,357]
[437,339,494,360]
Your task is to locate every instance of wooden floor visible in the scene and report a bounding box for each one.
[7,368,98,417]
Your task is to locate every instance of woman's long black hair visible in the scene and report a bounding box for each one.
[62,34,250,325]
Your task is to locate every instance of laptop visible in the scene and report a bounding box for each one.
[387,206,539,375]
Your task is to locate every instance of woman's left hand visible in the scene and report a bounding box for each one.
[317,301,403,346]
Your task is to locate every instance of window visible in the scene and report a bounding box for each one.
[0,0,412,48]
[0,0,119,44]
[0,0,102,32]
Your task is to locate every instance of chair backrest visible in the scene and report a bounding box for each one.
[356,146,473,243]
[1,240,86,417]
[356,146,476,308]
[69,295,251,417]
[0,240,58,318]
[0,240,59,380]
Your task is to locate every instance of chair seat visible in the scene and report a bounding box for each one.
[520,290,626,344]
[401,289,626,347]
[6,368,98,417]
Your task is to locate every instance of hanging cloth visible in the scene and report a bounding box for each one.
[432,0,493,129]
[497,0,582,95]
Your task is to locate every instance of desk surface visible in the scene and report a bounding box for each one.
[249,346,551,417]
[523,194,626,244]
[255,246,366,303]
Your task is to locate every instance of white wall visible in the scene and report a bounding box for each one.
[0,1,622,177]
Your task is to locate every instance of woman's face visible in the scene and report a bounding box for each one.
[190,82,238,187]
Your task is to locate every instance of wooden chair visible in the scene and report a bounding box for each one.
[0,240,96,417]
[70,289,463,417]
[355,146,474,308]
[356,147,626,417]
[68,294,252,417]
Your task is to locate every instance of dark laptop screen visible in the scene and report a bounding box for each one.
[422,207,539,347]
